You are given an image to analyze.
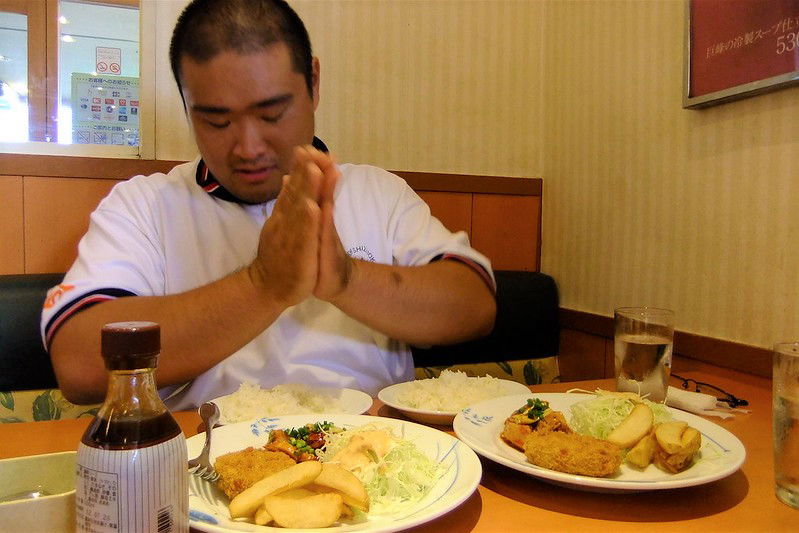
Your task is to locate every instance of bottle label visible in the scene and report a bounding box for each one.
[76,433,188,533]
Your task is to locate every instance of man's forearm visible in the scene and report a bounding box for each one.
[330,260,496,346]
[50,269,288,404]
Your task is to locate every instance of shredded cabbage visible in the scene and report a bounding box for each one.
[317,423,444,514]
[569,396,672,439]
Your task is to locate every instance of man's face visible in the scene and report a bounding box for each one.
[179,43,319,203]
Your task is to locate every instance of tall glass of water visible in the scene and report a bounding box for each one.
[774,342,799,509]
[614,307,675,403]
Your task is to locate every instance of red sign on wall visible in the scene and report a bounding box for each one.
[685,0,799,108]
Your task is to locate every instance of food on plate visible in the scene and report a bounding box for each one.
[651,422,702,473]
[654,420,689,454]
[267,421,337,462]
[501,398,570,450]
[229,460,323,518]
[569,389,672,440]
[212,421,443,527]
[523,430,622,477]
[229,461,366,528]
[214,447,297,499]
[605,403,654,448]
[214,382,344,423]
[503,392,705,477]
[311,463,370,512]
[316,423,444,514]
[625,430,658,469]
[503,398,622,477]
[263,491,344,528]
[394,369,516,412]
[568,391,702,473]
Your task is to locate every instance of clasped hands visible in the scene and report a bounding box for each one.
[248,146,353,308]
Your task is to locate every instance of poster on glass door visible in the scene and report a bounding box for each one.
[71,73,140,146]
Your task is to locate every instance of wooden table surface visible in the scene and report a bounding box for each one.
[1,358,796,532]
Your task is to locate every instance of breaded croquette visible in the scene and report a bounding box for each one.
[214,447,296,499]
[523,431,621,478]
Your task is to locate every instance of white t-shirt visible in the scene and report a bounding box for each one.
[41,158,493,410]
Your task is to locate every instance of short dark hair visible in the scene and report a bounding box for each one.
[169,0,313,100]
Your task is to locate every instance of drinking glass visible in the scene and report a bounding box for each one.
[614,307,675,403]
[774,342,799,509]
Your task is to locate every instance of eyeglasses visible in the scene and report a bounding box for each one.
[671,373,749,408]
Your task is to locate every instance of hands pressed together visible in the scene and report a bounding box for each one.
[248,146,354,308]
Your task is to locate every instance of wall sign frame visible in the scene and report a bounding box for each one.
[684,0,799,109]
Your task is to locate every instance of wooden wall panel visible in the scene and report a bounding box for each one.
[471,194,540,271]
[417,191,472,238]
[0,176,24,274]
[23,177,122,274]
[557,328,608,382]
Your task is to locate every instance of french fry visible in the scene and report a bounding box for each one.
[229,460,322,518]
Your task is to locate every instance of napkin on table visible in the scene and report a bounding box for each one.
[665,386,744,419]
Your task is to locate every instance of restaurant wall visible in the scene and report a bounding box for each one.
[147,0,799,351]
[541,0,799,349]
[149,0,546,175]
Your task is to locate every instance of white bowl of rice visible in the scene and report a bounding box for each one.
[378,370,530,425]
[211,383,373,424]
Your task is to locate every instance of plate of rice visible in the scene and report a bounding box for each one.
[378,370,530,425]
[212,383,373,424]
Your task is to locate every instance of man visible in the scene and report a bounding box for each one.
[43,0,496,410]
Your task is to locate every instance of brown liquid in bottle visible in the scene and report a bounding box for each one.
[81,411,182,450]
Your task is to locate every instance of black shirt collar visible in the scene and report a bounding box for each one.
[195,136,330,204]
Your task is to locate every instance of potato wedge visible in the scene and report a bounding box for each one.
[654,421,688,455]
[626,430,656,469]
[312,463,370,512]
[339,503,354,519]
[654,447,694,473]
[680,427,702,455]
[253,504,272,526]
[606,403,653,449]
[229,460,322,518]
[274,488,317,499]
[264,492,343,529]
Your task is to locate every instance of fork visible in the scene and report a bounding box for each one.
[188,402,221,482]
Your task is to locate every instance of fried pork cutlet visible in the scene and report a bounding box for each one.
[214,447,296,499]
[523,431,621,478]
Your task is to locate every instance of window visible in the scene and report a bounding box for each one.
[0,0,140,153]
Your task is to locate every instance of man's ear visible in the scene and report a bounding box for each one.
[311,56,320,111]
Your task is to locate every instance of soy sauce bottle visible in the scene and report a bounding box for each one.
[76,321,188,533]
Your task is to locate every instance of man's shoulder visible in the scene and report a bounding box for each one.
[338,163,408,190]
[124,158,198,187]
[108,158,200,197]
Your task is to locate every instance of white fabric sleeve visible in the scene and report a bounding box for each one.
[40,186,165,347]
[386,178,495,289]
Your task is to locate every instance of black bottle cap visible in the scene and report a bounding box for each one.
[101,321,160,370]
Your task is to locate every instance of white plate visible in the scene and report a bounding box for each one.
[187,413,482,532]
[378,378,530,425]
[453,393,746,493]
[212,387,374,425]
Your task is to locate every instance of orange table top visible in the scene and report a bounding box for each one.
[1,359,796,532]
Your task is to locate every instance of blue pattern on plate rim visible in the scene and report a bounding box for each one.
[461,407,493,427]
[189,509,218,524]
[250,417,280,436]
